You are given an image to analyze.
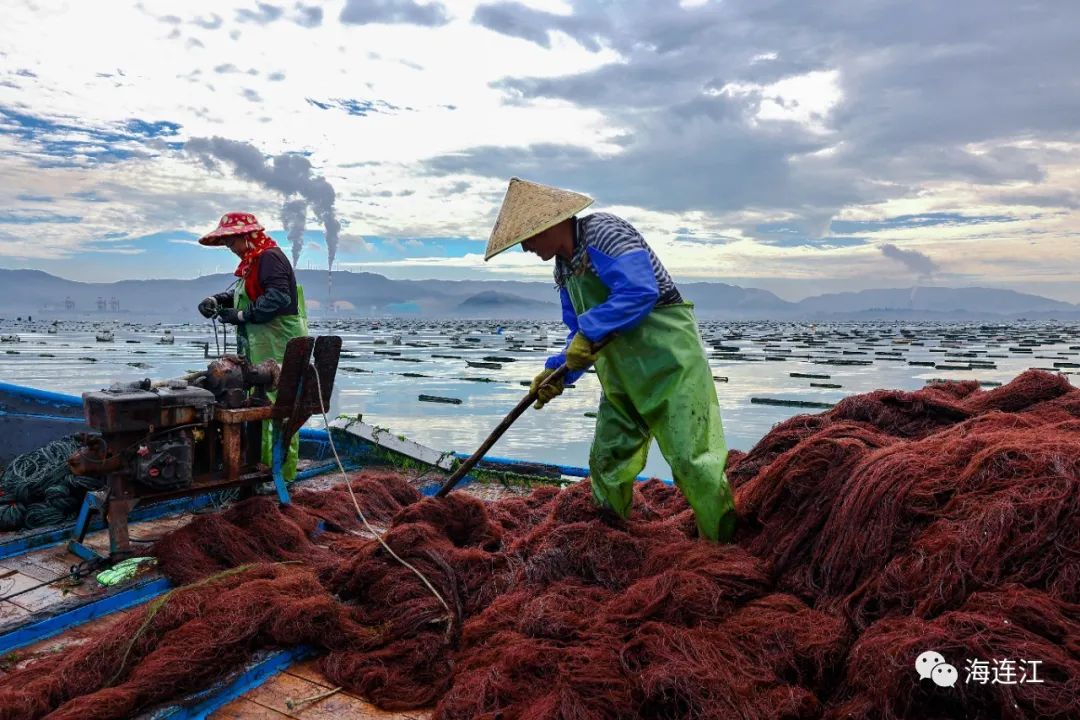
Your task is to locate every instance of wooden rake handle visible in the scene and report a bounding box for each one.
[434,334,614,498]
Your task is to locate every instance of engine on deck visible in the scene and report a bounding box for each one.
[70,355,284,492]
[65,336,341,561]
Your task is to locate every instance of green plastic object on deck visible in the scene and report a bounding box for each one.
[96,556,156,586]
[234,283,309,481]
[565,270,736,542]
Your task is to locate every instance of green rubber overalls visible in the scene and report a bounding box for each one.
[233,283,308,481]
[565,270,736,542]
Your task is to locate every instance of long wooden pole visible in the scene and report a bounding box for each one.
[435,336,612,498]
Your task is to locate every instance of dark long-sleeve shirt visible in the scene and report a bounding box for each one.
[217,247,299,323]
[247,247,298,323]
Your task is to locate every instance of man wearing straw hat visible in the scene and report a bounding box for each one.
[196,212,308,481]
[486,178,736,542]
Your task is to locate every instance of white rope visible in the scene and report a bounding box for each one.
[310,363,454,630]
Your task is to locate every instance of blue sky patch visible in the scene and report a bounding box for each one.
[305,97,407,116]
[68,190,109,202]
[755,223,868,248]
[0,211,81,224]
[0,105,183,167]
[34,228,486,282]
[830,213,1018,234]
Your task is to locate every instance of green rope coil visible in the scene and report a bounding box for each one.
[0,436,104,530]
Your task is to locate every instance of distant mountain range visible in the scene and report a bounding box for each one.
[1,268,1077,321]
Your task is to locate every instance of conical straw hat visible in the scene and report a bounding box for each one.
[485,177,593,260]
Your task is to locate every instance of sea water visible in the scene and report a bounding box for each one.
[1,318,1076,480]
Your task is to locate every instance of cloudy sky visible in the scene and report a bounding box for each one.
[1,0,1078,301]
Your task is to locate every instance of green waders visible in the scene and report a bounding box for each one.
[565,270,736,542]
[234,284,309,481]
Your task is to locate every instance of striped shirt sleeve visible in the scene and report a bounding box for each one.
[581,213,682,305]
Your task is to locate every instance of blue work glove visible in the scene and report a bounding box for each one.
[565,333,598,371]
[530,368,564,409]
[217,308,245,325]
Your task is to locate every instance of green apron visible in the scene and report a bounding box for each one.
[234,283,309,481]
[565,270,736,542]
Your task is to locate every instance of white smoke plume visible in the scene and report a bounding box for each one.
[880,243,938,307]
[280,198,308,265]
[185,137,341,270]
[880,243,938,278]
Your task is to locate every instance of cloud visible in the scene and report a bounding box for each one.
[339,233,374,252]
[192,13,223,29]
[230,2,323,28]
[990,189,1080,209]
[452,0,1080,235]
[830,213,1019,234]
[340,0,450,27]
[235,3,284,24]
[472,2,605,51]
[293,3,323,28]
[880,243,938,278]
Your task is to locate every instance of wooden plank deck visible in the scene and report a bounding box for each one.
[211,660,430,720]
[0,514,190,622]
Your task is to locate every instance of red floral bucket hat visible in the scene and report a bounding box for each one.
[199,212,265,246]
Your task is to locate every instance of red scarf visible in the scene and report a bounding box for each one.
[233,231,278,301]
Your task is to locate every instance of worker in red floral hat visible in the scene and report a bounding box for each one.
[197,212,308,480]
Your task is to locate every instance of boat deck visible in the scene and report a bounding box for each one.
[211,661,429,719]
[0,465,535,718]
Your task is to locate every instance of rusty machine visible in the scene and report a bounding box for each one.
[66,335,341,562]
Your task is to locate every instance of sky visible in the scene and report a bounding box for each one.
[1,0,1078,302]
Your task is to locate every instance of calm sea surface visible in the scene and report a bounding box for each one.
[2,317,1077,479]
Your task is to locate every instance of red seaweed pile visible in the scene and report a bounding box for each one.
[0,369,1077,720]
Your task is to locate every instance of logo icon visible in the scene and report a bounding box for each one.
[916,650,958,687]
